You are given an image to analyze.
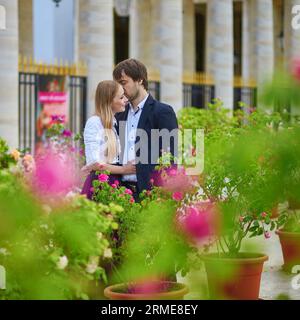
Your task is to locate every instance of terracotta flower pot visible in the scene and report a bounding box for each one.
[202,252,268,300]
[276,230,300,272]
[104,281,189,300]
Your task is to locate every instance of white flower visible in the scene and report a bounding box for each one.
[0,248,9,256]
[56,255,68,270]
[85,256,99,274]
[42,205,52,215]
[103,248,113,259]
[96,232,103,240]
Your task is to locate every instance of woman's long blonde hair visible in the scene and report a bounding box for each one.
[95,80,120,163]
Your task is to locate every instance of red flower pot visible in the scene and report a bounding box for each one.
[276,230,300,272]
[104,281,188,300]
[202,252,268,300]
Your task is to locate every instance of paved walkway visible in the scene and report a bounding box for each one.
[179,231,300,300]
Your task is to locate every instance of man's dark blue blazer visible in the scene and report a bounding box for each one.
[115,94,178,194]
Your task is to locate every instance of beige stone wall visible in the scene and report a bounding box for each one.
[0,0,19,148]
[78,0,114,116]
[18,0,33,57]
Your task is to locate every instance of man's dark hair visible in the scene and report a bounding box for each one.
[113,58,148,91]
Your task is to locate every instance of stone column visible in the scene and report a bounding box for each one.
[183,0,196,73]
[0,0,19,148]
[129,0,151,66]
[78,0,114,116]
[284,0,300,66]
[206,0,234,111]
[253,0,274,86]
[159,0,183,112]
[18,0,33,57]
[149,0,161,72]
[284,0,300,115]
[241,0,255,107]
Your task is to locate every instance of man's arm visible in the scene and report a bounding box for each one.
[156,104,178,160]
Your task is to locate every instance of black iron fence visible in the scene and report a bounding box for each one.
[234,86,257,110]
[183,83,215,108]
[148,81,215,109]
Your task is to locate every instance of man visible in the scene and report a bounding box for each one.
[113,59,178,201]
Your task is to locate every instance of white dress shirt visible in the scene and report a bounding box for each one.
[84,115,120,165]
[122,94,149,182]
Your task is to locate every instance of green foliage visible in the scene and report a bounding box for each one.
[0,138,17,170]
[0,170,118,299]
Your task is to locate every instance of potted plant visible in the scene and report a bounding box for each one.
[177,121,278,300]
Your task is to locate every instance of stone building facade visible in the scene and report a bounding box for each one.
[0,0,299,148]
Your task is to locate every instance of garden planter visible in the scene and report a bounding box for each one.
[202,252,268,300]
[104,281,188,300]
[276,230,300,272]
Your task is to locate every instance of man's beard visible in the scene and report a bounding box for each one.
[127,88,140,103]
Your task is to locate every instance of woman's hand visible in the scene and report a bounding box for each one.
[122,161,136,174]
[81,163,104,176]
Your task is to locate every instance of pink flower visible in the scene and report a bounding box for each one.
[264,231,271,239]
[32,148,77,197]
[292,58,300,82]
[157,166,195,194]
[130,197,135,203]
[128,278,166,294]
[177,201,219,244]
[261,212,267,218]
[149,178,154,185]
[125,188,133,195]
[98,174,109,182]
[239,216,244,223]
[113,180,120,186]
[111,184,117,189]
[172,191,183,202]
[169,169,177,176]
[90,187,94,193]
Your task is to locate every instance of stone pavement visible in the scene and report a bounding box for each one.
[178,230,300,300]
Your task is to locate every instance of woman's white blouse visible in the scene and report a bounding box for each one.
[83,115,120,165]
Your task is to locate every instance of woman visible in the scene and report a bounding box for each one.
[81,80,135,199]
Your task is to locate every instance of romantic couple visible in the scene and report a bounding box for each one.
[81,59,178,202]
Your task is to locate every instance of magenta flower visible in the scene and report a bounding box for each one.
[124,188,133,195]
[98,174,109,182]
[177,201,219,244]
[111,184,117,189]
[62,129,72,137]
[156,166,195,194]
[90,187,94,193]
[33,148,78,197]
[113,180,120,186]
[172,191,183,202]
